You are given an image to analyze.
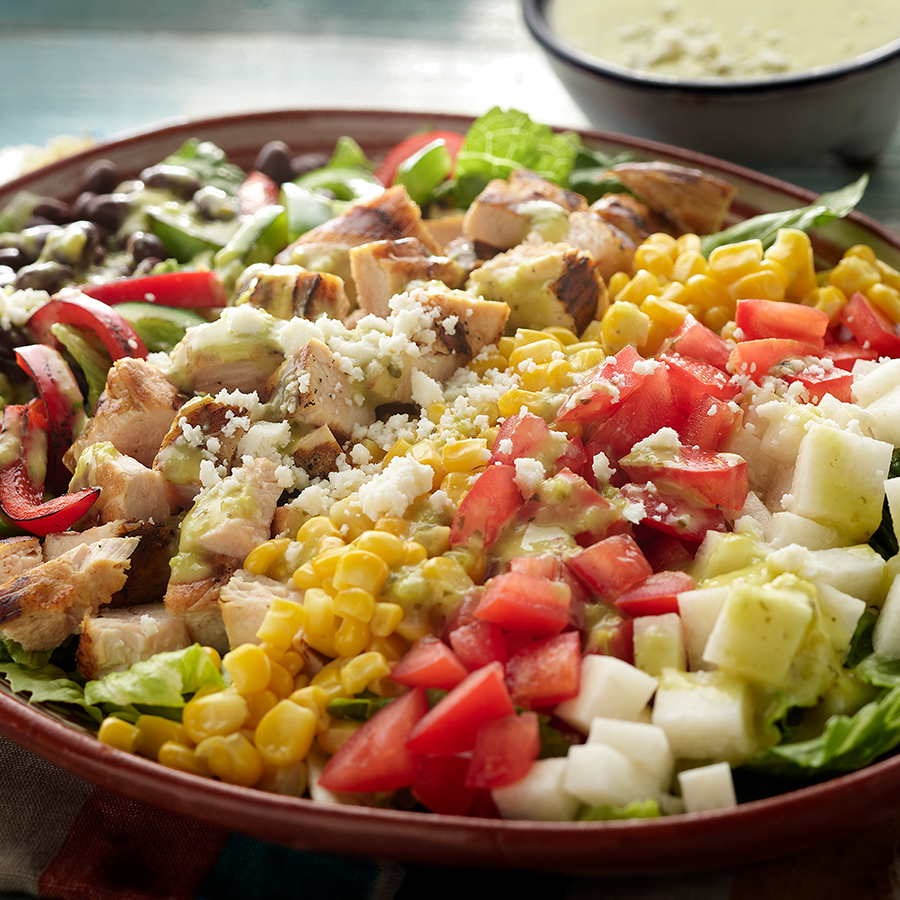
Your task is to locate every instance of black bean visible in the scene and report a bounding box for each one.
[0,247,24,271]
[14,260,73,293]
[79,158,121,195]
[140,164,201,200]
[73,191,96,219]
[82,193,131,232]
[18,224,59,264]
[22,216,56,229]
[32,197,75,225]
[133,257,162,276]
[41,221,102,270]
[254,141,294,185]
[127,231,166,263]
[193,185,238,222]
[290,151,331,179]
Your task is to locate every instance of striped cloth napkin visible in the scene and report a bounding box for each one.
[0,734,897,900]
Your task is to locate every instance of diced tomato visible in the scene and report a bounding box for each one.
[638,530,696,573]
[660,313,731,370]
[448,618,508,670]
[505,630,582,708]
[679,392,742,452]
[735,298,828,347]
[448,463,522,550]
[661,354,740,412]
[412,755,479,816]
[475,571,571,637]
[317,687,428,793]
[568,534,653,601]
[374,129,466,188]
[555,434,591,480]
[507,554,560,580]
[503,630,537,657]
[726,338,822,383]
[237,170,280,215]
[619,445,748,511]
[817,339,879,370]
[555,344,644,426]
[490,411,553,466]
[406,661,516,756]
[389,636,470,690]
[614,570,696,616]
[586,616,635,665]
[619,482,728,541]
[839,291,900,356]
[783,363,853,403]
[465,712,541,789]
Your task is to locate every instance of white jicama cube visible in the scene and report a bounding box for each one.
[563,743,660,808]
[491,757,580,822]
[783,422,892,544]
[633,613,686,676]
[676,586,729,671]
[702,577,814,685]
[587,717,674,793]
[804,545,887,602]
[554,655,658,733]
[814,393,875,433]
[766,511,843,551]
[850,356,900,406]
[678,761,737,813]
[873,576,900,660]
[886,477,900,549]
[860,385,900,447]
[815,582,866,653]
[651,669,755,761]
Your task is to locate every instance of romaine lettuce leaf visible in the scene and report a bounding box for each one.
[0,637,54,670]
[0,660,97,715]
[163,139,245,196]
[577,798,662,821]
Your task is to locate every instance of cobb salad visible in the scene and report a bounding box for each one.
[0,108,897,822]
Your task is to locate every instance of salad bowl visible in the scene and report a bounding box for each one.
[3,108,900,875]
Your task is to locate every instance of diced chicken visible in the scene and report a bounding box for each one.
[44,520,176,608]
[75,602,191,680]
[64,358,187,471]
[275,186,442,304]
[350,238,470,318]
[462,169,588,250]
[290,424,342,479]
[607,162,739,235]
[162,556,239,651]
[590,193,674,245]
[422,212,465,250]
[0,537,139,651]
[558,210,637,282]
[0,536,42,586]
[154,395,250,509]
[468,241,606,335]
[266,338,377,443]
[219,569,304,649]
[68,441,171,525]
[235,263,351,322]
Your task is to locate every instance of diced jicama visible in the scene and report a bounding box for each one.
[563,743,660,808]
[815,583,866,653]
[886,477,900,549]
[678,761,737,813]
[491,757,579,821]
[676,586,729,671]
[873,577,900,659]
[554,655,658,733]
[850,357,900,407]
[689,531,763,582]
[633,613,686,676]
[804,545,887,602]
[586,717,674,794]
[766,511,844,551]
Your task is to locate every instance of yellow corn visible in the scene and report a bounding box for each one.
[253,700,317,767]
[672,249,709,283]
[512,328,554,347]
[497,335,517,359]
[98,716,141,753]
[764,229,817,298]
[424,402,448,424]
[158,741,210,776]
[496,388,554,419]
[877,260,900,293]
[195,733,264,787]
[303,624,339,658]
[439,471,476,507]
[568,346,607,372]
[612,269,661,306]
[704,306,734,334]
[267,660,295,699]
[182,689,249,744]
[394,606,434,644]
[223,643,272,696]
[340,651,391,694]
[408,439,446,491]
[845,243,878,265]
[329,498,375,542]
[683,273,733,312]
[543,325,579,346]
[468,349,508,377]
[675,233,702,254]
[289,684,333,733]
[373,517,409,539]
[508,338,562,371]
[641,294,690,329]
[279,649,304,678]
[296,516,341,546]
[135,715,190,759]
[302,588,335,637]
[369,601,405,638]
[441,439,491,473]
[292,563,319,590]
[708,239,764,285]
[353,530,407,567]
[311,546,346,581]
[657,281,689,307]
[869,282,900,323]
[729,269,785,303]
[242,689,279,729]
[365,632,409,662]
[601,301,650,354]
[633,243,674,280]
[310,666,351,702]
[402,540,429,565]
[333,615,371,658]
[200,646,222,670]
[317,720,361,756]
[292,672,311,692]
[829,254,881,298]
[243,538,291,577]
[334,586,377,622]
[257,760,309,797]
[332,549,390,593]
[384,438,413,465]
[256,597,306,651]
[607,271,630,297]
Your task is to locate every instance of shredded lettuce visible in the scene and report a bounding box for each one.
[577,798,662,821]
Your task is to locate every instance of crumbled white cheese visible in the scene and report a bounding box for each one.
[357,456,434,520]
[592,451,615,484]
[410,368,445,408]
[631,427,682,454]
[514,457,545,499]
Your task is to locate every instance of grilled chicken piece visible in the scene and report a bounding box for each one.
[0,537,139,651]
[64,358,187,471]
[590,193,674,245]
[462,169,588,251]
[75,602,191,680]
[422,213,465,250]
[44,520,176,608]
[162,556,239,651]
[275,186,442,304]
[557,210,637,282]
[468,242,606,335]
[266,338,377,443]
[350,238,470,318]
[607,162,739,235]
[219,569,304,649]
[0,536,42,586]
[68,441,171,525]
[154,395,250,510]
[235,264,351,322]
[290,424,342,479]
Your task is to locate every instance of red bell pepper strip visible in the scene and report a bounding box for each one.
[0,404,98,537]
[28,293,148,361]
[14,344,86,495]
[79,270,228,309]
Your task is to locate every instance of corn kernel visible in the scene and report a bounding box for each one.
[425,402,448,423]
[845,243,878,264]
[253,700,317,767]
[257,639,286,664]
[512,328,553,347]
[330,497,375,542]
[352,531,407,568]
[719,319,740,342]
[200,646,221,670]
[279,649,303,678]
[359,437,385,463]
[607,271,630,297]
[366,632,409,662]
[195,733,264,787]
[256,597,306,651]
[311,546,346,581]
[672,249,709,283]
[182,690,249,744]
[333,615,371,657]
[439,471,476,507]
[441,438,491,473]
[370,601,405,637]
[658,281,689,307]
[641,294,690,329]
[729,269,785,303]
[568,346,607,372]
[98,716,141,753]
[613,269,661,306]
[639,320,675,358]
[394,606,434,644]
[243,538,291,577]
[292,563,319,590]
[135,715,190,759]
[289,684,333,732]
[257,760,309,797]
[634,243,674,280]
[508,338,561,371]
[373,517,409,538]
[317,720,361,756]
[340,651,391,694]
[877,260,900,293]
[497,335,517,359]
[302,625,339,658]
[496,388,555,419]
[296,516,341,546]
[402,540,429,565]
[764,228,817,299]
[332,549,390,593]
[676,233,702,254]
[158,741,210,776]
[242,689,279,729]
[408,439,446,491]
[683,273,733,311]
[303,588,335,637]
[383,437,413,465]
[708,239,764,285]
[829,254,880,298]
[334,586,377,622]
[601,301,650,354]
[310,667,351,702]
[543,325,578,346]
[292,673,310,691]
[869,282,900,323]
[759,257,790,288]
[703,306,734,334]
[223,643,272,695]
[267,660,295,699]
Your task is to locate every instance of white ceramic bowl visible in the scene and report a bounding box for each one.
[522,0,900,164]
